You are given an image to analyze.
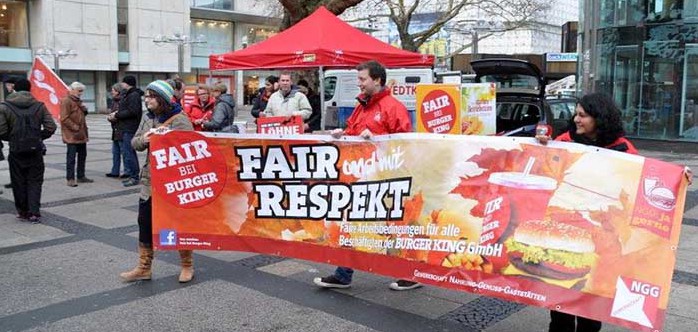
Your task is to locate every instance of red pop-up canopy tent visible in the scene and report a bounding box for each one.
[209,6,434,70]
[209,6,434,129]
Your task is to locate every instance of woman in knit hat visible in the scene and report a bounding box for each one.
[120,80,197,283]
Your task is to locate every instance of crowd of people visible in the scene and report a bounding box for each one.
[0,59,692,331]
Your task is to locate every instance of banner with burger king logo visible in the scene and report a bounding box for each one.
[150,130,689,332]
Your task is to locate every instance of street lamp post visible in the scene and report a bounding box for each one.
[153,33,207,77]
[35,48,78,77]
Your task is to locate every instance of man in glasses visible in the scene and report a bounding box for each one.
[116,75,143,187]
[60,82,92,187]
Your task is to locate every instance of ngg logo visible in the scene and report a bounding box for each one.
[159,230,177,246]
[630,281,660,298]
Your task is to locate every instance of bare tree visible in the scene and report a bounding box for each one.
[350,0,548,57]
[278,0,367,29]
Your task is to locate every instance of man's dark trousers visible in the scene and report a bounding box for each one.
[9,151,44,215]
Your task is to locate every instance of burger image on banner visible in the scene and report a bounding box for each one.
[504,219,598,288]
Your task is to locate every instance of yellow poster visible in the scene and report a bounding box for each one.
[461,83,497,135]
[416,84,461,134]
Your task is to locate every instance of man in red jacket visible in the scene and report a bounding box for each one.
[313,60,421,291]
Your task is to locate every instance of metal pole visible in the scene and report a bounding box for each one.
[178,43,184,77]
[54,55,60,78]
[319,66,326,131]
[471,31,479,61]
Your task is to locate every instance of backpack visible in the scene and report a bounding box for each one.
[3,102,44,154]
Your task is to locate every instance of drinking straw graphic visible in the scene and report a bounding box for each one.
[523,157,535,176]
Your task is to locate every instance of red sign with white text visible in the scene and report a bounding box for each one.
[28,57,69,120]
[256,116,304,135]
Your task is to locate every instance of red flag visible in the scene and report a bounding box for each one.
[28,57,69,120]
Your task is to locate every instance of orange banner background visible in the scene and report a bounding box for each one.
[151,131,688,332]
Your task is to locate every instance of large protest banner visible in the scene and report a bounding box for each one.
[150,131,688,332]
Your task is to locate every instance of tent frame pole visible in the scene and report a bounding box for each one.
[319,66,326,131]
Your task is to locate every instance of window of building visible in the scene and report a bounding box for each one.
[118,0,128,52]
[600,0,645,27]
[191,0,233,10]
[647,0,682,22]
[246,26,278,45]
[60,71,97,112]
[0,1,29,48]
[190,19,233,57]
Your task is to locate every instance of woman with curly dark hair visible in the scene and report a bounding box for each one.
[537,92,636,332]
[539,92,637,154]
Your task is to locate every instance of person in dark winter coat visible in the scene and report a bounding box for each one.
[203,83,238,133]
[0,79,57,222]
[251,76,278,118]
[117,75,143,187]
[297,79,322,132]
[106,83,127,178]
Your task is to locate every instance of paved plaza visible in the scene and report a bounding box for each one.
[0,114,696,332]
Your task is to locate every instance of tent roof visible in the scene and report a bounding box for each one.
[209,6,434,70]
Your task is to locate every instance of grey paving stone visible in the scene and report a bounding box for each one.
[483,305,631,332]
[40,177,139,203]
[0,213,70,249]
[418,284,481,305]
[357,287,464,320]
[259,259,317,277]
[21,280,378,332]
[440,296,525,330]
[668,282,698,319]
[195,250,258,263]
[676,225,698,276]
[663,313,698,332]
[44,196,138,229]
[0,239,178,316]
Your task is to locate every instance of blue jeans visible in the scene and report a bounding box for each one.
[333,266,353,284]
[120,131,139,181]
[66,143,86,180]
[110,140,123,175]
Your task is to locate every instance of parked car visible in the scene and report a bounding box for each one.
[471,58,567,137]
[546,95,578,137]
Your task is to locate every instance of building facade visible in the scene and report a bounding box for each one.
[341,0,578,70]
[0,0,279,111]
[580,0,698,142]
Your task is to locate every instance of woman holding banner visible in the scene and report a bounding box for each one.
[537,93,636,332]
[120,80,196,284]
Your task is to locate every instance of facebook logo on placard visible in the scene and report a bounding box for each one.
[159,230,177,246]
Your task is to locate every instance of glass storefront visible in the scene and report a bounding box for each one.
[190,19,234,57]
[588,1,698,141]
[0,0,29,48]
[190,0,233,10]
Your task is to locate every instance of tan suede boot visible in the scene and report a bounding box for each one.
[120,243,153,282]
[178,250,194,283]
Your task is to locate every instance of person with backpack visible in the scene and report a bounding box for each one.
[61,82,93,187]
[0,78,57,223]
[202,83,237,133]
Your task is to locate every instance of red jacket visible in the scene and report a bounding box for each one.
[344,88,412,136]
[556,132,638,154]
[185,99,214,131]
